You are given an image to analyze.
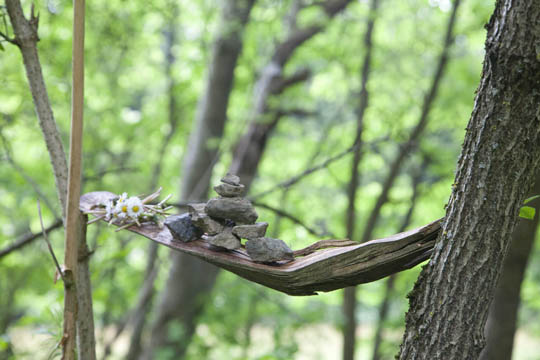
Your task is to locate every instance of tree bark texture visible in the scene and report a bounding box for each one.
[398,1,540,359]
[479,173,540,360]
[5,0,68,217]
[76,213,96,360]
[144,1,255,358]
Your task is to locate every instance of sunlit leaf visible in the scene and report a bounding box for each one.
[519,206,536,220]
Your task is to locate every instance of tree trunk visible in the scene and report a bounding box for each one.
[479,173,540,360]
[143,1,255,358]
[5,1,97,358]
[398,1,540,358]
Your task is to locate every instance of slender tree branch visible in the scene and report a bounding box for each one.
[250,143,357,200]
[37,200,65,284]
[0,129,59,217]
[0,219,62,259]
[0,30,15,43]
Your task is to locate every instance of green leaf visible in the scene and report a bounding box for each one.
[523,195,540,204]
[519,206,536,220]
[0,42,4,51]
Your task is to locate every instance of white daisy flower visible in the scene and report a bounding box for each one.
[126,196,144,219]
[115,197,129,220]
[105,199,115,221]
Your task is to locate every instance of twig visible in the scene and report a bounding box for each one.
[252,201,334,238]
[0,129,60,218]
[0,218,63,259]
[37,200,65,283]
[0,30,15,43]
[250,143,358,201]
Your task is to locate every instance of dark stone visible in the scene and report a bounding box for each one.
[165,213,203,243]
[205,229,241,250]
[245,237,294,263]
[214,182,245,197]
[188,203,224,235]
[205,197,258,224]
[221,173,240,186]
[232,222,268,239]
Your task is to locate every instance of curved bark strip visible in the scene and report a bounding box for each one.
[81,191,441,296]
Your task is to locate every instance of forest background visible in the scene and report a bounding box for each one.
[1,0,540,359]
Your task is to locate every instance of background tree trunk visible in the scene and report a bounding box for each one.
[479,173,540,360]
[342,0,378,358]
[143,1,255,358]
[125,5,180,359]
[398,1,540,358]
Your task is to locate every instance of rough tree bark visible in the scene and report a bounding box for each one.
[479,173,540,360]
[342,0,378,359]
[4,0,68,217]
[398,1,540,359]
[143,1,255,358]
[4,1,96,358]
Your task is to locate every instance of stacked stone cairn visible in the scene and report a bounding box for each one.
[164,174,294,263]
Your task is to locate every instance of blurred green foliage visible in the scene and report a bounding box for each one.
[1,0,539,359]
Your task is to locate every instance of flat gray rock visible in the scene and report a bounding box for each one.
[205,197,258,224]
[233,222,268,239]
[221,173,241,186]
[245,237,294,263]
[214,182,245,197]
[165,213,203,243]
[206,229,241,250]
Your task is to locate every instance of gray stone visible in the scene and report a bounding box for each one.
[164,213,203,243]
[232,222,268,239]
[206,229,241,250]
[205,197,258,224]
[245,237,294,263]
[214,182,245,197]
[187,203,206,221]
[194,215,224,235]
[188,203,224,235]
[221,173,240,186]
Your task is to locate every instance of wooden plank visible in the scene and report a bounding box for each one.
[80,191,441,296]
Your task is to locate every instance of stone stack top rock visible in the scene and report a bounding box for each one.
[214,174,245,197]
